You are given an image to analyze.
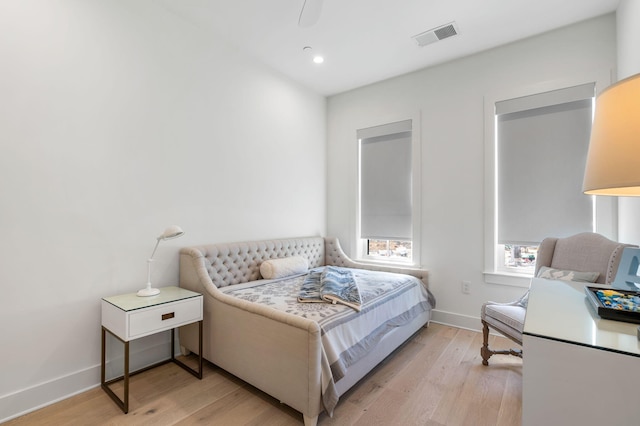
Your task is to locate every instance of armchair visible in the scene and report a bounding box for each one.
[480,232,635,365]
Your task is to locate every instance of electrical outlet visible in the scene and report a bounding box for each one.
[461,280,471,294]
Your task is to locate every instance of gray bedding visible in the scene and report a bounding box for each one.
[221,266,436,413]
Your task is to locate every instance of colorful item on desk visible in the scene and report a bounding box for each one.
[595,289,640,312]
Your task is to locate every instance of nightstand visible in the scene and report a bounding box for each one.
[101,286,203,413]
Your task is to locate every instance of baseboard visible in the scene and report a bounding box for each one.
[430,309,511,339]
[430,309,483,332]
[0,339,174,423]
[0,364,100,423]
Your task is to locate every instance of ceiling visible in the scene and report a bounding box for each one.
[157,0,620,96]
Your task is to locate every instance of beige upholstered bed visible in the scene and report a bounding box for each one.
[178,236,434,426]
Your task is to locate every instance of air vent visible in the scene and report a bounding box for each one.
[412,22,459,47]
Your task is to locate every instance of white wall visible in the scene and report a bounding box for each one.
[616,1,640,245]
[327,15,616,329]
[617,0,640,77]
[0,0,326,421]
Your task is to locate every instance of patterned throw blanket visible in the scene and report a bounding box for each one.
[298,266,363,311]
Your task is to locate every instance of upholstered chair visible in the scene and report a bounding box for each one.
[480,232,635,366]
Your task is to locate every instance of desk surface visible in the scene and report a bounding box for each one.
[524,278,640,357]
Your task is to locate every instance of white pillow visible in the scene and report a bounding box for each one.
[260,256,309,279]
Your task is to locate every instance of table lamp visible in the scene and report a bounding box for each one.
[137,225,185,297]
[583,73,640,337]
[583,73,640,196]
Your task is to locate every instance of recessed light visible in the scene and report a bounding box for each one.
[302,46,324,64]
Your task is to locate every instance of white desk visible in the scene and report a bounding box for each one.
[522,278,640,426]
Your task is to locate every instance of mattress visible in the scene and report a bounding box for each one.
[220,266,436,412]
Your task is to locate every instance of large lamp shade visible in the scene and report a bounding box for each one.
[583,73,640,196]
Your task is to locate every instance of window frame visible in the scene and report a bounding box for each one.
[354,112,422,266]
[483,76,617,287]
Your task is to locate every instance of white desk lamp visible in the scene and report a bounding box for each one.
[137,225,185,297]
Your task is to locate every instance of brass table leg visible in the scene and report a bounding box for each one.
[172,320,203,379]
[101,321,203,414]
[123,340,129,413]
[101,327,130,413]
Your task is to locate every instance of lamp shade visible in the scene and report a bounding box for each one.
[158,225,184,241]
[583,73,640,196]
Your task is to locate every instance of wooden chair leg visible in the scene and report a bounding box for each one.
[481,320,492,366]
[481,319,523,366]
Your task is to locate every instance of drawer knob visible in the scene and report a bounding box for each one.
[161,312,175,321]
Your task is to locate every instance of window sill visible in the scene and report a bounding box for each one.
[356,257,420,269]
[483,271,532,288]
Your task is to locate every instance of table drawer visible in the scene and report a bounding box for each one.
[129,297,202,339]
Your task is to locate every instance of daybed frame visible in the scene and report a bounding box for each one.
[178,236,430,426]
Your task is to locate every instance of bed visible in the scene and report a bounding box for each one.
[178,236,435,425]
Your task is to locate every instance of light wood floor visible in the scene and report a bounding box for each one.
[6,324,522,426]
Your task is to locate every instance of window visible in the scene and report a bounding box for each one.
[502,244,538,274]
[357,118,419,263]
[366,239,412,260]
[484,82,616,285]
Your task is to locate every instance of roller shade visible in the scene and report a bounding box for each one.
[359,120,412,240]
[497,83,594,245]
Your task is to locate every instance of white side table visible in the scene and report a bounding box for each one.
[101,286,203,413]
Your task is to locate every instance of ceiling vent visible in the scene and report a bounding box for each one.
[412,22,459,47]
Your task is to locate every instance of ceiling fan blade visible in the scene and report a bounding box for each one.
[298,0,323,27]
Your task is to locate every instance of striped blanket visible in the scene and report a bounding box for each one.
[298,266,363,311]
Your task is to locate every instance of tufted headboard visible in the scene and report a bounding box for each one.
[180,237,326,288]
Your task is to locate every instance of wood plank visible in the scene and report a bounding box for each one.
[5,325,522,426]
[497,367,523,426]
[429,331,485,424]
